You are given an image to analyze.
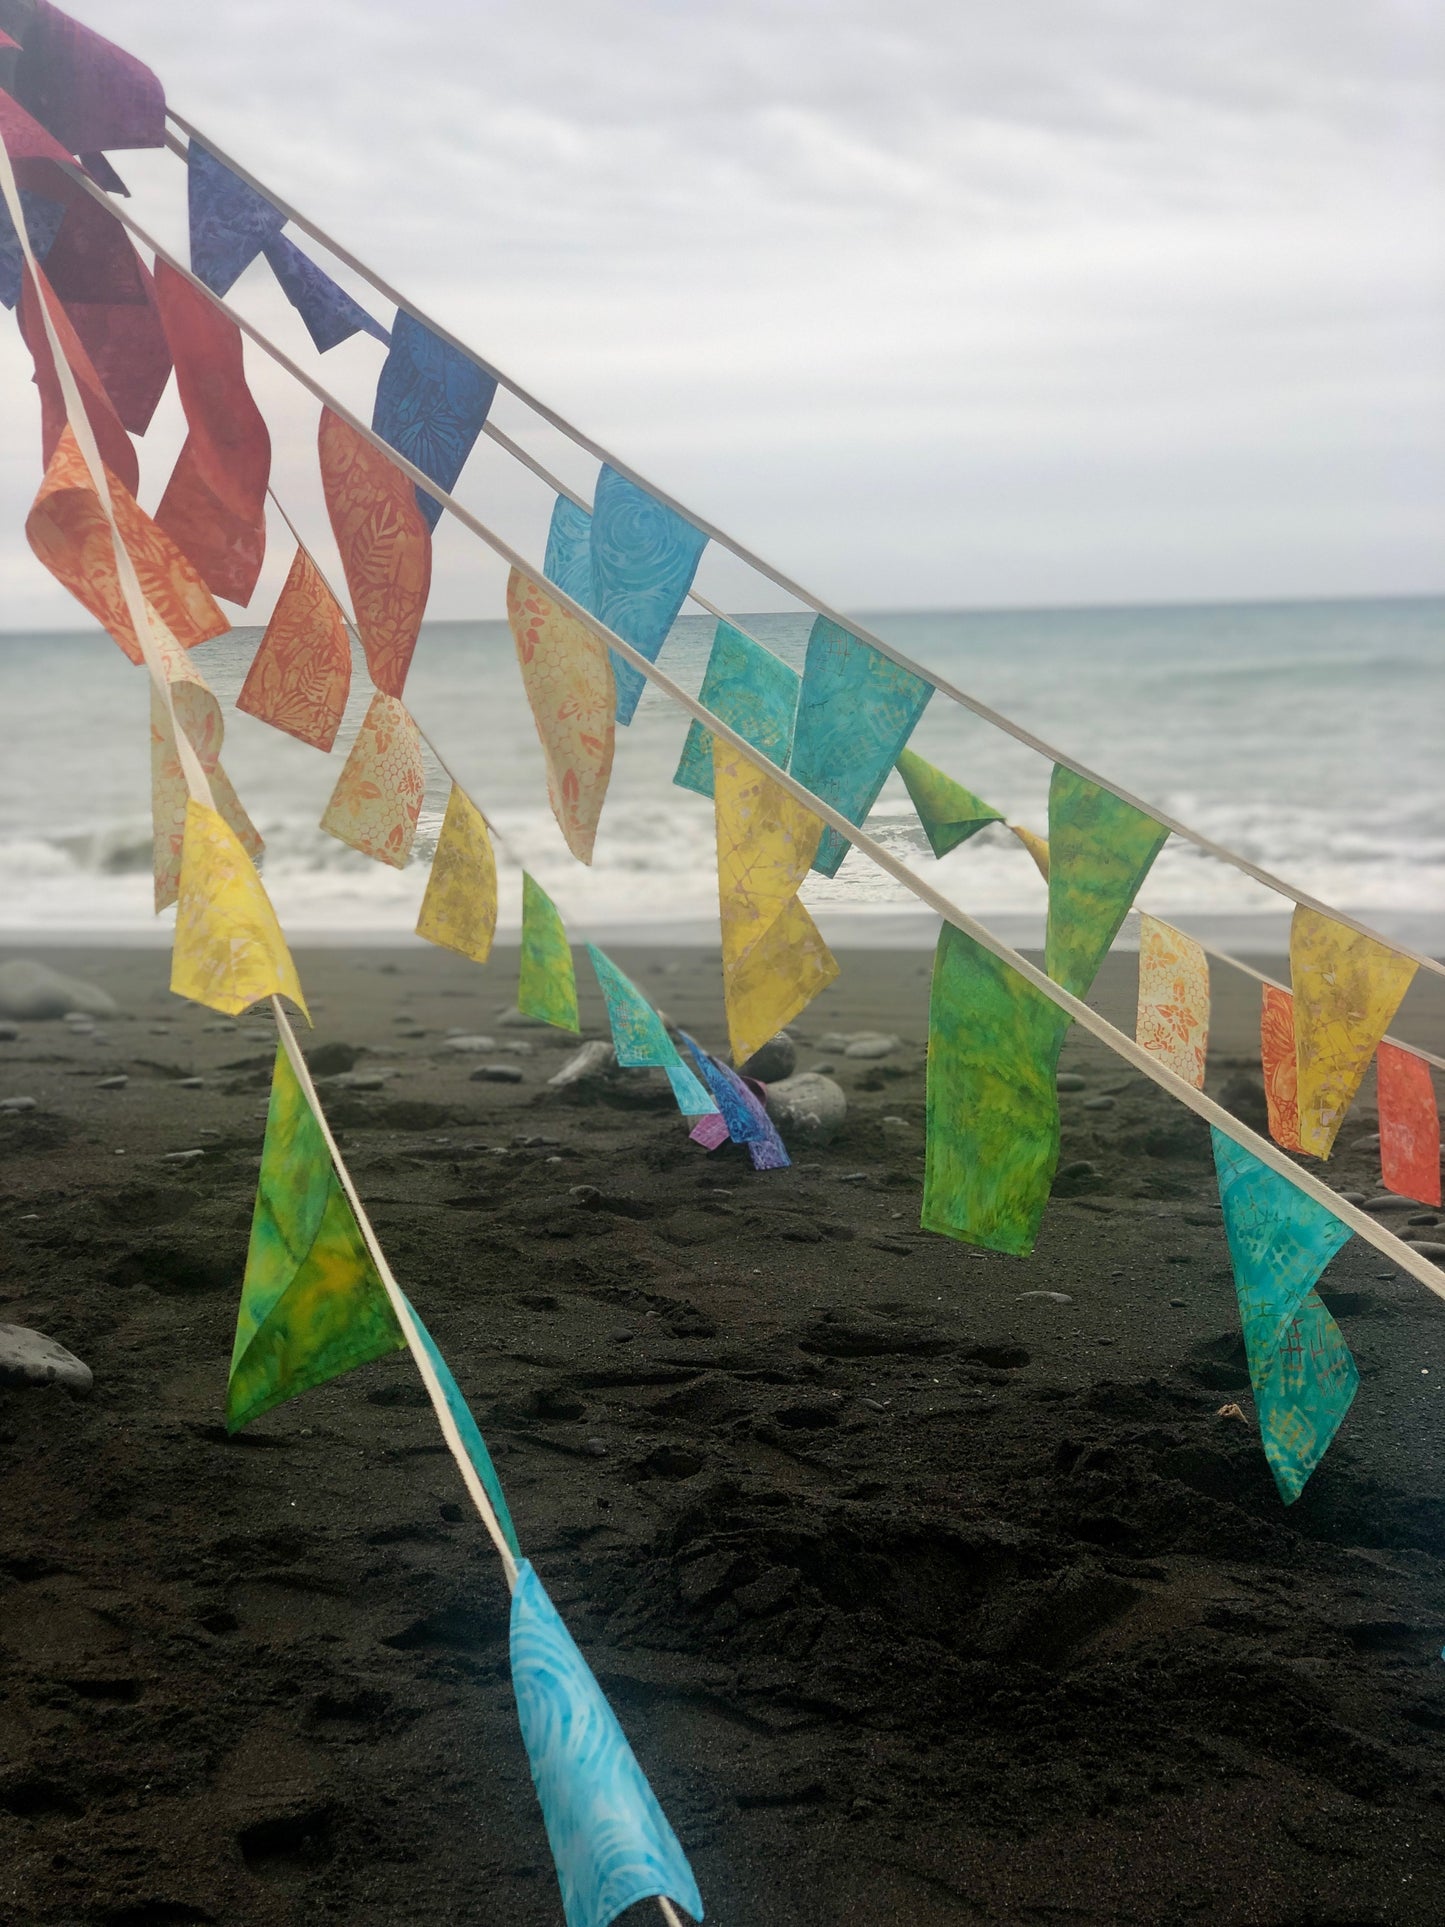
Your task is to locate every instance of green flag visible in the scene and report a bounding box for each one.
[518,873,580,1032]
[1044,767,1168,999]
[895,748,1003,858]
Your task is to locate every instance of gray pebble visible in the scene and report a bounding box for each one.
[471,1064,525,1084]
[447,1034,498,1053]
[309,1041,362,1076]
[161,1148,205,1162]
[0,1324,92,1395]
[765,1071,846,1147]
[0,1096,38,1113]
[1337,1191,1368,1206]
[0,1022,17,1041]
[1353,1133,1381,1150]
[97,1075,128,1091]
[1409,1214,1441,1227]
[584,1439,608,1457]
[496,1006,551,1029]
[811,1061,837,1076]
[320,1069,391,1091]
[63,1011,96,1030]
[498,1040,535,1056]
[1408,1242,1445,1260]
[740,1032,797,1083]
[844,1034,900,1061]
[548,1041,615,1088]
[1082,1095,1115,1111]
[177,1076,204,1089]
[1169,1298,1187,1308]
[1056,1073,1087,1093]
[1017,1290,1072,1304]
[1364,1195,1417,1213]
[0,959,116,1021]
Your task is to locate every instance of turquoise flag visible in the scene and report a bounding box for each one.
[673,621,799,799]
[402,1295,520,1558]
[544,495,594,608]
[589,467,707,726]
[586,945,715,1116]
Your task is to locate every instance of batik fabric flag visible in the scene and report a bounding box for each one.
[714,740,838,1065]
[924,925,1069,1256]
[236,545,352,751]
[262,232,389,353]
[400,1295,520,1555]
[319,693,426,868]
[1211,1128,1356,1503]
[787,617,932,876]
[187,140,284,295]
[371,310,496,529]
[62,249,171,435]
[587,945,715,1117]
[1376,1044,1441,1209]
[318,405,431,697]
[510,1559,703,1927]
[893,748,1003,858]
[170,800,307,1019]
[674,620,799,799]
[149,623,261,912]
[18,264,138,490]
[588,465,707,725]
[4,0,165,152]
[543,494,594,605]
[1011,823,1050,880]
[0,78,74,162]
[518,874,579,1032]
[680,1032,789,1170]
[1044,768,1169,999]
[1135,914,1209,1089]
[506,569,615,864]
[0,185,62,306]
[1289,907,1417,1159]
[33,166,146,303]
[415,784,498,964]
[1260,985,1303,1152]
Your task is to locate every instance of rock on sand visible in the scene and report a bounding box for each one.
[0,960,117,1021]
[0,1325,93,1394]
[765,1072,847,1147]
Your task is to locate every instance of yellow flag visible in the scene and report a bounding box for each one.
[1011,823,1050,880]
[1290,907,1415,1157]
[171,801,308,1019]
[149,619,261,912]
[416,783,498,963]
[506,569,615,864]
[714,740,838,1064]
[1136,913,1209,1089]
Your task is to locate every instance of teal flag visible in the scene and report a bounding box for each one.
[673,621,799,799]
[1044,766,1169,998]
[589,467,707,726]
[403,1295,521,1558]
[544,495,594,608]
[586,945,715,1117]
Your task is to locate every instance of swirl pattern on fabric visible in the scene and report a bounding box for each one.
[170,800,307,1020]
[400,1294,521,1558]
[1260,985,1303,1152]
[415,784,498,964]
[506,570,615,864]
[1045,767,1169,1001]
[543,494,594,607]
[509,1559,703,1927]
[319,692,426,869]
[1376,1044,1441,1209]
[587,945,715,1118]
[1289,907,1417,1159]
[680,1033,789,1171]
[588,466,707,726]
[1135,914,1210,1090]
[518,874,579,1032]
[318,406,431,698]
[187,141,284,296]
[674,621,799,800]
[262,232,390,354]
[894,748,1002,859]
[372,310,496,530]
[236,545,352,752]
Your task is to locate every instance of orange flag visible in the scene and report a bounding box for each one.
[237,546,353,751]
[1135,914,1209,1089]
[319,693,426,868]
[1260,985,1303,1153]
[506,569,615,864]
[318,408,431,698]
[1377,1044,1441,1209]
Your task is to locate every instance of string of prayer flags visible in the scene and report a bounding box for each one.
[673,620,799,800]
[543,494,594,606]
[236,545,352,751]
[150,627,261,912]
[509,1558,704,1927]
[319,406,431,698]
[1135,914,1210,1089]
[401,1295,520,1558]
[1260,985,1304,1152]
[262,232,390,354]
[415,784,498,964]
[0,186,62,305]
[586,945,716,1117]
[923,924,1069,1256]
[153,259,270,605]
[787,617,932,876]
[371,311,496,531]
[1289,907,1417,1159]
[589,465,707,726]
[19,264,138,491]
[170,800,307,1019]
[681,1032,790,1170]
[714,739,838,1065]
[1211,1128,1356,1503]
[1044,768,1169,999]
[1011,823,1050,880]
[894,747,1003,858]
[319,692,426,869]
[1376,1044,1441,1209]
[227,1044,404,1431]
[26,426,227,661]
[506,569,615,864]
[518,875,579,1032]
[187,139,284,295]
[2,1,165,154]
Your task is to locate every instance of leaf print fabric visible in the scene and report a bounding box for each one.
[1135,914,1209,1089]
[263,232,389,353]
[1289,907,1417,1159]
[236,545,352,751]
[415,784,498,964]
[1260,984,1303,1152]
[319,692,426,869]
[371,311,496,530]
[507,569,615,864]
[187,140,284,295]
[318,405,432,699]
[170,800,307,1020]
[1376,1044,1441,1208]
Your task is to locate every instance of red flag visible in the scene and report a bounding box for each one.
[1377,1044,1441,1209]
[17,261,137,494]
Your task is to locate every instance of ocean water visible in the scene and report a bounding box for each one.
[0,596,1440,951]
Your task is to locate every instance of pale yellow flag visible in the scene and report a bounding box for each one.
[1011,823,1050,880]
[1136,913,1209,1089]
[506,569,615,864]
[150,619,261,911]
[171,800,308,1019]
[320,692,426,869]
[415,783,498,963]
[1290,906,1416,1158]
[714,740,839,1064]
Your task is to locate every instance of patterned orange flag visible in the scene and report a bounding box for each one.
[237,546,352,751]
[1261,984,1304,1153]
[1290,907,1417,1159]
[1135,914,1209,1088]
[319,693,426,868]
[171,801,307,1020]
[26,428,228,663]
[506,569,615,864]
[318,407,431,698]
[1377,1044,1441,1209]
[150,626,262,913]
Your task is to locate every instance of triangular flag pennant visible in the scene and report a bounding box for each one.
[236,545,353,751]
[589,465,707,726]
[400,1294,521,1558]
[543,494,594,606]
[1044,768,1168,999]
[1290,907,1417,1159]
[587,945,715,1117]
[371,311,496,530]
[1211,1128,1356,1503]
[0,188,63,307]
[415,784,498,964]
[149,626,261,913]
[510,1559,703,1927]
[187,141,285,296]
[518,875,579,1032]
[674,620,799,800]
[787,617,932,876]
[680,1032,790,1171]
[262,232,390,353]
[227,1045,404,1430]
[923,924,1069,1256]
[319,692,426,868]
[506,569,615,864]
[1010,823,1050,880]
[1135,914,1209,1089]
[171,800,307,1019]
[714,739,838,1066]
[318,405,432,698]
[1260,984,1303,1152]
[1377,1044,1441,1209]
[894,747,1003,858]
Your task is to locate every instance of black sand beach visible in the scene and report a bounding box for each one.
[2,940,1445,1926]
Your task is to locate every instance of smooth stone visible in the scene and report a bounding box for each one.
[496,1006,551,1029]
[1409,1213,1441,1226]
[1408,1242,1445,1259]
[1082,1095,1116,1112]
[0,1096,38,1113]
[321,1071,388,1091]
[1365,1195,1417,1213]
[765,1072,847,1147]
[739,1032,797,1083]
[63,1012,95,1030]
[1017,1290,1072,1304]
[498,1041,535,1056]
[97,1075,128,1091]
[177,1076,204,1090]
[548,1041,615,1088]
[0,1022,17,1041]
[309,1041,362,1076]
[1056,1072,1087,1092]
[471,1064,525,1084]
[820,1033,854,1049]
[844,1034,899,1061]
[1169,1298,1187,1308]
[0,1324,92,1395]
[811,1061,837,1076]
[0,960,117,1021]
[1353,1133,1382,1150]
[161,1148,205,1162]
[447,1035,498,1053]
[1337,1191,1368,1205]
[584,1439,608,1457]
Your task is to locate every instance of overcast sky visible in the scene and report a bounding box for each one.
[2,0,1441,629]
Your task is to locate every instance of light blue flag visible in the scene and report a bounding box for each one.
[510,1560,703,1927]
[787,616,932,876]
[673,622,800,799]
[544,495,595,608]
[586,946,715,1117]
[401,1294,520,1558]
[1211,1128,1357,1504]
[589,466,708,726]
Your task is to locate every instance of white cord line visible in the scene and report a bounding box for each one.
[153,119,1445,984]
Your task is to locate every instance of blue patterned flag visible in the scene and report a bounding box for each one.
[587,946,715,1117]
[372,312,497,530]
[544,495,595,607]
[787,616,932,875]
[1211,1128,1357,1503]
[680,1033,790,1170]
[401,1295,520,1558]
[510,1559,703,1927]
[263,233,390,353]
[187,142,285,295]
[588,466,707,725]
[0,189,64,308]
[674,622,800,800]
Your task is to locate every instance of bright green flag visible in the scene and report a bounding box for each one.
[1044,767,1169,998]
[227,1048,405,1430]
[517,873,579,1032]
[895,748,1004,858]
[923,926,1070,1256]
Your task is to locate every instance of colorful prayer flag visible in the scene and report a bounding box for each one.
[1011,823,1050,880]
[1290,907,1417,1159]
[18,264,138,492]
[319,692,426,869]
[1044,767,1168,999]
[518,874,579,1032]
[894,748,1003,858]
[400,1295,520,1557]
[187,140,284,296]
[674,620,799,800]
[64,250,172,435]
[415,784,498,964]
[371,311,496,530]
[1135,914,1209,1089]
[262,232,390,353]
[4,3,165,153]
[507,569,615,865]
[680,1032,790,1170]
[587,945,715,1117]
[149,624,261,913]
[236,545,352,751]
[0,187,63,307]
[588,465,707,726]
[1377,1044,1441,1209]
[1260,984,1303,1152]
[318,405,432,699]
[543,494,594,606]
[0,82,75,164]
[170,800,307,1019]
